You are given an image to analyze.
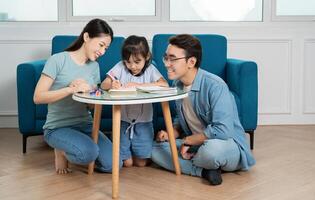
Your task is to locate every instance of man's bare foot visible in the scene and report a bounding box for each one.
[54,149,72,174]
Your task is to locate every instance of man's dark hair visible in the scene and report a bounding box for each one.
[169,34,202,68]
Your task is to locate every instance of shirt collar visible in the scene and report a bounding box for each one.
[174,68,205,92]
[190,68,204,92]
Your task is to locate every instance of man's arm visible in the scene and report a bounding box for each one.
[203,84,234,140]
[182,133,208,146]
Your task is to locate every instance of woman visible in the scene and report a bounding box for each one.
[34,18,121,174]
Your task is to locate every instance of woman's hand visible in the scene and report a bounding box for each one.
[69,79,87,88]
[69,80,92,93]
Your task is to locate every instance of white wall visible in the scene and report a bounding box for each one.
[0,0,314,127]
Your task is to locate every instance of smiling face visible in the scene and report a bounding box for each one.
[83,33,112,61]
[124,54,148,76]
[164,44,196,80]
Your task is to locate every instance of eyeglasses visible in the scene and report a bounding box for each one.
[162,55,188,64]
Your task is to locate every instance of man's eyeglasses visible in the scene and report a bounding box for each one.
[162,55,189,64]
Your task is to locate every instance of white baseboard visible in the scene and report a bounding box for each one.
[0,116,18,128]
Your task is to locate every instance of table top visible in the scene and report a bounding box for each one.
[72,88,188,105]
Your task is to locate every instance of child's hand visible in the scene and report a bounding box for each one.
[111,80,122,89]
[125,82,140,88]
[156,130,169,142]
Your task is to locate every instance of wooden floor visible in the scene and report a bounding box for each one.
[0,126,315,200]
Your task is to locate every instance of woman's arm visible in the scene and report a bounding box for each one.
[34,74,91,104]
[33,74,73,104]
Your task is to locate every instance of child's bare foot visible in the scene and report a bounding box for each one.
[54,149,72,174]
[133,157,148,167]
[123,158,133,167]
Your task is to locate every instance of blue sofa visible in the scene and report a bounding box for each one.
[16,34,257,153]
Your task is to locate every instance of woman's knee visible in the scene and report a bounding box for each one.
[73,143,99,164]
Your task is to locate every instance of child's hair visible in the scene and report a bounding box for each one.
[121,35,152,76]
[66,18,113,51]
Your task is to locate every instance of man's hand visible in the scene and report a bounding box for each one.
[180,142,194,160]
[156,130,169,142]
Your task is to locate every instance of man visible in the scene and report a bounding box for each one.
[151,34,255,185]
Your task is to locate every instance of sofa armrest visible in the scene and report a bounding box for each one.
[16,60,46,133]
[226,58,258,131]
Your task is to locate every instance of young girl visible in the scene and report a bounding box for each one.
[101,35,168,167]
[34,19,118,174]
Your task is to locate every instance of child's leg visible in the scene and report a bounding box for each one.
[119,121,133,167]
[131,122,154,167]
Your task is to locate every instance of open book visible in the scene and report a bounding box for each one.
[136,86,177,94]
[108,86,177,96]
[108,88,137,96]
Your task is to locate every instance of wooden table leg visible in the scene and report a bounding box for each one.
[88,104,103,175]
[112,105,121,199]
[161,101,181,175]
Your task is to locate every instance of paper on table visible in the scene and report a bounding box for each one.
[136,86,177,94]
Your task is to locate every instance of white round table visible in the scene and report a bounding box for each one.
[73,89,188,199]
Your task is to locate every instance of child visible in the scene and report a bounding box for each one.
[101,35,168,167]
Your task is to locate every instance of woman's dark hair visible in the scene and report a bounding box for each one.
[66,18,113,51]
[169,34,202,68]
[122,35,152,76]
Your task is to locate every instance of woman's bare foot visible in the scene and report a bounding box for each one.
[123,158,133,167]
[54,149,72,174]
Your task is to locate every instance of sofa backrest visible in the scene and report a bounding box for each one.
[152,34,227,81]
